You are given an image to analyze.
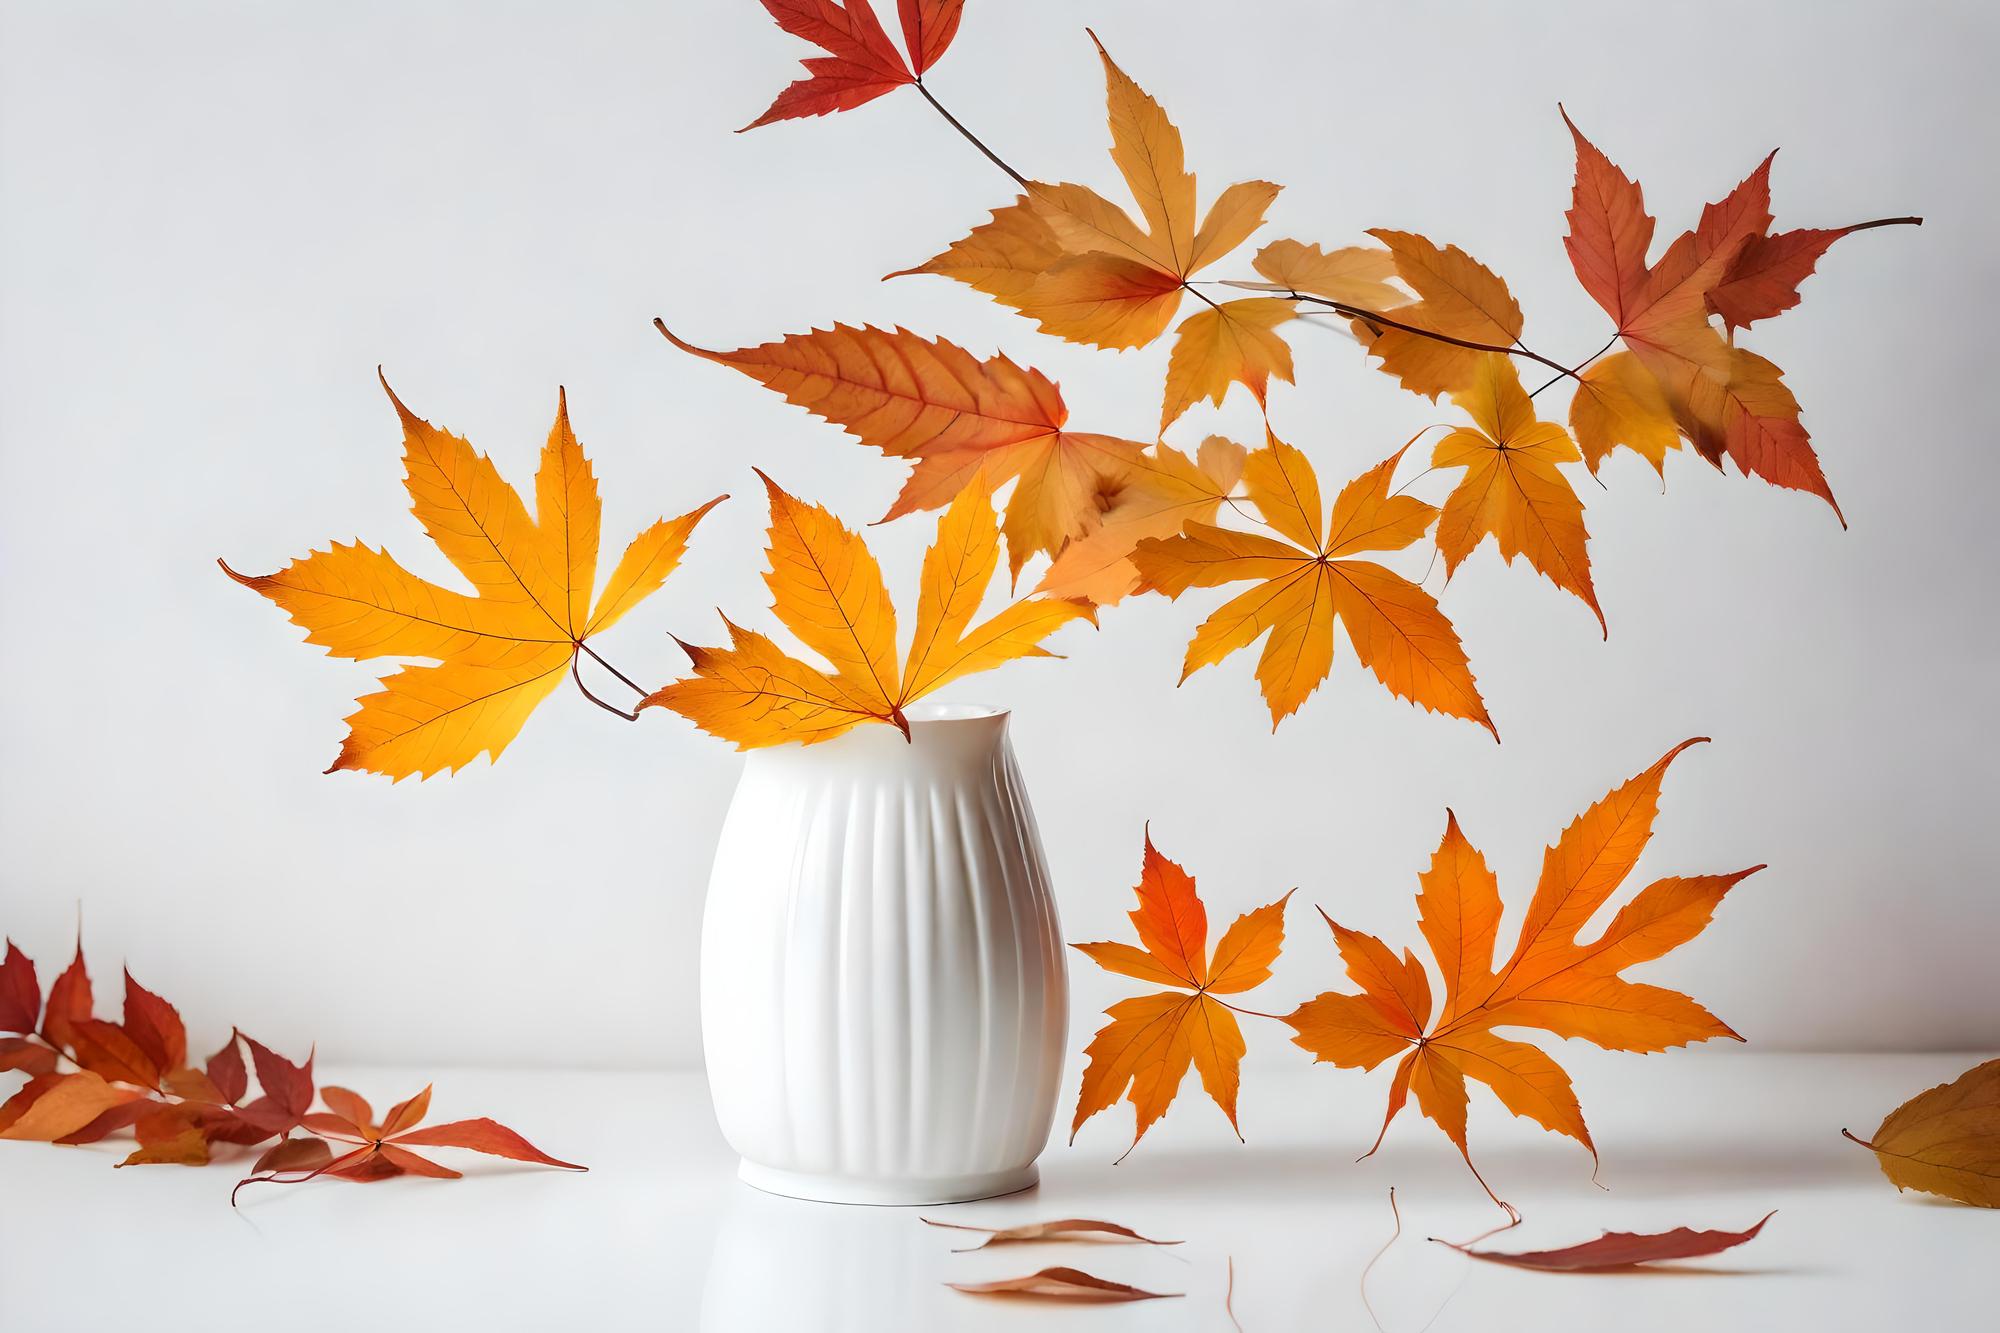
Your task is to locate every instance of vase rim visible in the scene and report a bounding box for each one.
[902,702,1008,726]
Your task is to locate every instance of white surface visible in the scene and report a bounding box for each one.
[1,1053,1990,1331]
[702,706,1067,1203]
[3,0,1998,1065]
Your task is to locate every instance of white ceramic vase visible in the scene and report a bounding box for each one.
[699,704,1068,1206]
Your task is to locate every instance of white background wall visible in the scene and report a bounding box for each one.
[2,0,1994,1068]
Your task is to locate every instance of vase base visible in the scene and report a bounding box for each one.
[735,1159,1039,1207]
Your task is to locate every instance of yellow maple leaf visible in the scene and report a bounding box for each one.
[225,377,722,779]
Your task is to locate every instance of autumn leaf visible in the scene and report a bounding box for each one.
[0,1072,145,1142]
[1133,435,1492,732]
[740,0,966,131]
[225,377,722,779]
[1560,110,1917,521]
[1353,230,1524,400]
[1435,354,1604,635]
[1070,831,1290,1157]
[893,32,1283,425]
[642,472,1092,748]
[236,1081,586,1201]
[658,320,1154,577]
[947,1267,1181,1302]
[0,940,38,1035]
[1845,1058,2000,1207]
[921,1217,1181,1250]
[1285,738,1759,1207]
[1236,240,1411,313]
[1435,1212,1776,1271]
[1036,437,1248,605]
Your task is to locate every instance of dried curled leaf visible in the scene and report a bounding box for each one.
[1285,739,1759,1207]
[224,378,722,779]
[1436,1212,1775,1271]
[922,1216,1181,1251]
[1845,1058,2000,1207]
[947,1266,1180,1302]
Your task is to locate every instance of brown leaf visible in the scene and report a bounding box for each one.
[1434,1212,1774,1271]
[42,940,91,1053]
[66,1018,161,1088]
[922,1216,1181,1251]
[389,1117,587,1171]
[946,1266,1182,1302]
[206,1033,248,1104]
[237,1031,313,1127]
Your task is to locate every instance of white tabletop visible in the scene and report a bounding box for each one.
[1,1051,1988,1331]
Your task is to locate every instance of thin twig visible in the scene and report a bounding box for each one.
[1530,334,1619,399]
[1360,1187,1400,1333]
[1280,292,1578,380]
[572,655,639,721]
[914,80,1029,189]
[579,642,650,698]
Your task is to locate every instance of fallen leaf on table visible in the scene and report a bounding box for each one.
[947,1266,1181,1302]
[1,931,585,1201]
[642,471,1093,748]
[922,1216,1181,1250]
[1070,830,1290,1156]
[1284,738,1759,1209]
[236,1082,587,1203]
[1434,1211,1775,1271]
[223,376,722,779]
[1845,1058,2000,1207]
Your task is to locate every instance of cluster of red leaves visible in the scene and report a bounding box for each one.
[0,936,584,1201]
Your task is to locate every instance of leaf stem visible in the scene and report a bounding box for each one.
[913,80,1029,189]
[578,642,649,698]
[1279,291,1578,380]
[571,655,639,722]
[1529,334,1619,399]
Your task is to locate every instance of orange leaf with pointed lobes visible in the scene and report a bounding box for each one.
[1036,437,1247,606]
[1435,354,1604,636]
[224,378,722,779]
[1160,298,1296,432]
[894,32,1281,369]
[1134,436,1491,734]
[643,474,1092,749]
[658,320,1150,576]
[1354,231,1523,399]
[1070,831,1291,1157]
[1285,739,1759,1209]
[1560,109,1917,520]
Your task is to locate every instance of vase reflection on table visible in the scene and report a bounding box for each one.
[699,704,1068,1205]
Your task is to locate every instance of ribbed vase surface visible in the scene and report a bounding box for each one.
[699,704,1068,1205]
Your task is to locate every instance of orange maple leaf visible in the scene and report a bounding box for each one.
[1071,832,1290,1158]
[224,378,722,779]
[1434,354,1604,635]
[891,31,1285,428]
[657,321,1167,578]
[740,0,966,131]
[1284,739,1760,1209]
[1560,109,1916,522]
[1132,436,1493,733]
[642,471,1093,748]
